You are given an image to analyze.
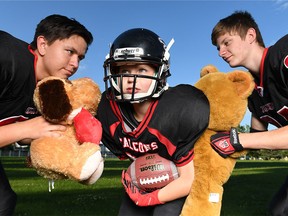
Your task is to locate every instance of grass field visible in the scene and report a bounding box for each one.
[2,157,288,216]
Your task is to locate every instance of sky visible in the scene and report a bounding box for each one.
[1,0,287,127]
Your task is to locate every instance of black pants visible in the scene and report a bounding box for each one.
[118,192,186,216]
[269,175,288,216]
[0,161,17,216]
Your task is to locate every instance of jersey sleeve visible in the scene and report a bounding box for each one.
[96,92,128,160]
[153,85,210,166]
[268,35,288,81]
[174,86,209,166]
[0,31,37,122]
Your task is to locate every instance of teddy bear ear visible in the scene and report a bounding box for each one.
[69,77,102,116]
[35,78,72,123]
[227,70,255,99]
[200,64,219,78]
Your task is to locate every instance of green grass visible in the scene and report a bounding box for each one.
[2,157,288,216]
[3,157,129,216]
[221,161,288,216]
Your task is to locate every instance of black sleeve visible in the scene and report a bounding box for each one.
[153,85,210,166]
[173,85,210,165]
[96,93,128,160]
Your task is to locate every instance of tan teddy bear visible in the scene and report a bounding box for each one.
[180,65,254,216]
[30,76,104,185]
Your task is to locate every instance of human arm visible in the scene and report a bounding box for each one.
[122,159,194,206]
[210,114,288,157]
[0,116,66,148]
[240,126,288,150]
[158,159,194,202]
[250,113,268,131]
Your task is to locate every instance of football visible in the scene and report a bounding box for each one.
[127,153,179,192]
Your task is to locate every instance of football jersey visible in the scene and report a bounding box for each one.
[97,84,210,167]
[0,31,38,126]
[249,35,288,127]
[248,34,288,128]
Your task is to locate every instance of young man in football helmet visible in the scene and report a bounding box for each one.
[0,14,93,215]
[210,10,288,215]
[97,28,210,215]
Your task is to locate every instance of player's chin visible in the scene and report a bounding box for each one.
[59,72,73,79]
[61,69,75,78]
[50,71,69,79]
[226,59,239,68]
[229,63,240,68]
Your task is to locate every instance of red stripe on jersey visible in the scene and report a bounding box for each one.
[133,101,158,138]
[110,100,159,138]
[0,115,28,126]
[28,45,38,84]
[148,127,194,166]
[259,48,268,88]
[175,149,194,167]
[110,100,123,121]
[109,121,120,137]
[109,101,122,137]
[147,127,176,156]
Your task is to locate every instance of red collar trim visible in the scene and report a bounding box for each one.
[259,48,268,87]
[28,45,38,83]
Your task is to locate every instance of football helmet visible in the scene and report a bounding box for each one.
[103,28,174,103]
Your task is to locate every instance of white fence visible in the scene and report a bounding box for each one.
[0,144,116,158]
[0,149,29,157]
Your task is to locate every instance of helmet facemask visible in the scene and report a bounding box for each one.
[104,63,170,103]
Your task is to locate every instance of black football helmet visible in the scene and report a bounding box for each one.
[103,28,174,103]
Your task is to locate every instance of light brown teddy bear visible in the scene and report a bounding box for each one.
[30,76,104,185]
[180,65,254,216]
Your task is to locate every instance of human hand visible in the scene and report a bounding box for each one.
[23,116,66,140]
[210,127,244,158]
[121,170,163,206]
[73,108,102,144]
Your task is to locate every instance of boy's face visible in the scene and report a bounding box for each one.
[37,35,88,80]
[116,63,156,96]
[215,32,251,68]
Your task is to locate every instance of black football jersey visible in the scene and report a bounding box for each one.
[97,84,210,167]
[248,34,288,128]
[0,31,38,126]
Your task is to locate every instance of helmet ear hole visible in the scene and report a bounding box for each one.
[103,28,173,102]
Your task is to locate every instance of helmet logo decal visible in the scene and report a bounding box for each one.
[114,47,144,58]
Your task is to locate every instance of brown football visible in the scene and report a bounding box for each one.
[127,153,179,192]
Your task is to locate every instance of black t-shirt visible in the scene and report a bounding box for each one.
[248,34,288,128]
[0,30,38,126]
[97,84,210,167]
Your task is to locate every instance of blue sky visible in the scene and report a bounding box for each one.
[1,0,287,126]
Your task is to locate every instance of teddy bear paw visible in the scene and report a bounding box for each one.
[81,158,104,185]
[79,151,103,181]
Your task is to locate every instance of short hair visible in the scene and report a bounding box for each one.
[30,14,93,51]
[211,11,265,47]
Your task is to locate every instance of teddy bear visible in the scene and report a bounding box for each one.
[180,65,254,216]
[29,76,104,185]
